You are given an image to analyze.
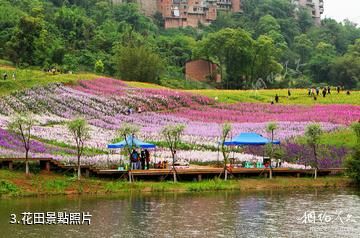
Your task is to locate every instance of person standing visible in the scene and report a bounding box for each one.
[3,72,8,80]
[275,94,279,103]
[337,86,340,94]
[288,89,291,97]
[322,88,326,98]
[130,149,140,170]
[316,87,320,96]
[145,149,150,170]
[327,86,331,94]
[140,150,146,170]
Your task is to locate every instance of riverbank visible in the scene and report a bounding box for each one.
[0,170,353,198]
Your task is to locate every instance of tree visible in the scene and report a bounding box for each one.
[196,28,255,89]
[293,34,313,63]
[266,122,278,179]
[251,35,283,82]
[220,123,232,181]
[67,118,91,180]
[345,122,360,184]
[330,39,360,89]
[94,59,104,73]
[308,42,336,83]
[7,113,36,175]
[305,123,323,179]
[297,7,314,33]
[113,45,164,83]
[255,15,281,37]
[116,123,140,157]
[7,16,42,65]
[161,124,185,182]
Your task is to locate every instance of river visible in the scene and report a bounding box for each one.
[1,189,360,237]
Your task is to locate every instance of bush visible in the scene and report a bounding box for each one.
[0,180,19,194]
[345,147,360,184]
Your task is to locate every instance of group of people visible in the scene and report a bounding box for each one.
[125,106,142,115]
[130,149,150,170]
[308,86,351,100]
[308,86,333,98]
[2,72,16,80]
[271,86,351,104]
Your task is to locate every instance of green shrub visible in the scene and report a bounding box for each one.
[0,180,19,194]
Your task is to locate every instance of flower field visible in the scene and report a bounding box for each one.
[0,77,359,168]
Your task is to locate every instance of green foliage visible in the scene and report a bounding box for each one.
[7,112,36,175]
[0,0,359,89]
[67,118,90,154]
[0,180,19,194]
[330,39,360,89]
[308,42,336,83]
[44,179,69,192]
[7,15,43,66]
[116,123,140,155]
[305,123,323,147]
[352,123,360,144]
[345,122,360,184]
[161,124,186,157]
[220,123,232,167]
[305,123,323,169]
[94,59,104,73]
[113,45,164,83]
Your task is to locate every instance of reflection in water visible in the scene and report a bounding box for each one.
[1,189,360,237]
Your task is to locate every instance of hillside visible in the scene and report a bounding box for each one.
[0,0,359,89]
[0,74,359,169]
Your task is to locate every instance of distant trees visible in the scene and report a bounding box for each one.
[196,28,281,89]
[7,16,42,66]
[308,42,336,83]
[1,0,360,88]
[113,45,164,83]
[330,39,360,89]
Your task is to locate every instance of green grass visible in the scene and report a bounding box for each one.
[296,128,357,148]
[188,89,360,105]
[44,179,70,193]
[0,179,19,195]
[0,169,352,197]
[0,65,98,96]
[1,65,359,106]
[125,81,167,89]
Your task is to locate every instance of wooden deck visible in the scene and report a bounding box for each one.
[0,158,345,180]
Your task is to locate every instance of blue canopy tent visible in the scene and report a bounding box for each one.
[224,133,280,146]
[218,132,281,168]
[107,135,156,149]
[107,135,157,171]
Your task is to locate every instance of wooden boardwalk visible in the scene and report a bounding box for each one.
[0,158,345,180]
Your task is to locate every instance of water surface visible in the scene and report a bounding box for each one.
[1,189,360,237]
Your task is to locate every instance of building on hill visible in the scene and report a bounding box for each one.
[293,0,324,25]
[185,59,221,83]
[158,0,242,28]
[113,0,242,28]
[113,0,323,28]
